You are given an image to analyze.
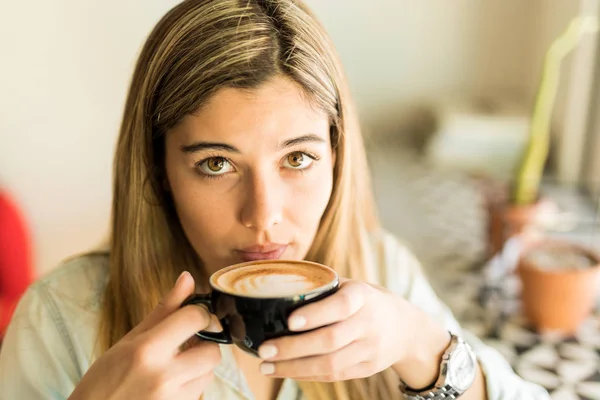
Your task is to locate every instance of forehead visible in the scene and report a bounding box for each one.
[171,76,330,144]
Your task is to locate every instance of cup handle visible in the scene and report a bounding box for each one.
[181,293,233,344]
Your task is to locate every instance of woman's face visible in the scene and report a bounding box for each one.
[165,76,334,275]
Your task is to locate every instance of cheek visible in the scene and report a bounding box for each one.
[288,163,334,226]
[175,187,229,225]
[165,165,238,245]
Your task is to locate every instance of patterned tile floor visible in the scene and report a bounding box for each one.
[444,266,600,400]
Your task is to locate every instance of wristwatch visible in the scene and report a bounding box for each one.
[399,333,477,400]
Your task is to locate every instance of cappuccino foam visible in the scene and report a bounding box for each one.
[215,262,334,297]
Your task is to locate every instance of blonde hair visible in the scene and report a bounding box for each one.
[100,0,399,398]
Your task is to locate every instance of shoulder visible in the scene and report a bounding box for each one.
[0,252,110,397]
[366,229,463,330]
[32,251,110,312]
[26,250,110,360]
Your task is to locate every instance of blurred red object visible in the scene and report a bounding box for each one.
[0,191,34,339]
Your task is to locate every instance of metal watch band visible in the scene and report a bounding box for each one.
[399,333,476,400]
[400,384,461,400]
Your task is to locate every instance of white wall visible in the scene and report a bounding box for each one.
[0,0,581,274]
[305,0,538,117]
[0,1,180,274]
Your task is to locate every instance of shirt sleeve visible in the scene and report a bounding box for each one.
[0,285,79,400]
[382,234,550,400]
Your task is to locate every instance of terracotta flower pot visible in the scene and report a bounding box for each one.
[518,240,600,335]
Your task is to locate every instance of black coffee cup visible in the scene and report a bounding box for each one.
[181,259,339,356]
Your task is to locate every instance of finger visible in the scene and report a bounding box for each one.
[172,341,222,384]
[287,280,365,332]
[127,271,196,338]
[260,340,372,379]
[146,302,212,351]
[180,371,215,399]
[293,362,374,382]
[258,313,365,361]
[179,313,223,352]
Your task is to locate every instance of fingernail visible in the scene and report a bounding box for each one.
[260,363,275,375]
[175,271,190,286]
[288,316,306,330]
[258,344,278,360]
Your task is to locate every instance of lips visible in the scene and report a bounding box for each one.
[236,243,288,262]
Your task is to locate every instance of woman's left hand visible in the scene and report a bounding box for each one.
[256,278,450,384]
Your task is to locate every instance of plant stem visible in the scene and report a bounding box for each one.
[513,16,598,205]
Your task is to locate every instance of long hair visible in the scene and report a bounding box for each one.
[99,1,399,398]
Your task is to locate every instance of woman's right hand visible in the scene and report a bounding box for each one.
[69,271,221,400]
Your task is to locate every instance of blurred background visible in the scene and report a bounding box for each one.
[1,1,600,397]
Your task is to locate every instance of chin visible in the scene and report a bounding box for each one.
[283,246,309,261]
[291,249,310,262]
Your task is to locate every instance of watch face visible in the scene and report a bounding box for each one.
[447,347,476,392]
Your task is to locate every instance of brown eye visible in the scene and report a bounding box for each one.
[198,157,233,176]
[287,152,304,168]
[207,157,225,172]
[283,151,316,170]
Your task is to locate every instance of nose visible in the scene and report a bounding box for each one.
[240,171,283,230]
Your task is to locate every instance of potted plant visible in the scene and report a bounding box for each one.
[492,16,600,334]
[518,239,600,334]
[488,16,598,255]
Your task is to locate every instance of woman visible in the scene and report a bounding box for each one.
[0,1,549,399]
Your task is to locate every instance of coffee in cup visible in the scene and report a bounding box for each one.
[214,262,335,297]
[181,260,338,356]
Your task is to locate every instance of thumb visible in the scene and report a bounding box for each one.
[127,271,196,338]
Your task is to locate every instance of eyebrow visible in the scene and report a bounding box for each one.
[278,133,327,150]
[180,133,327,154]
[180,142,241,154]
